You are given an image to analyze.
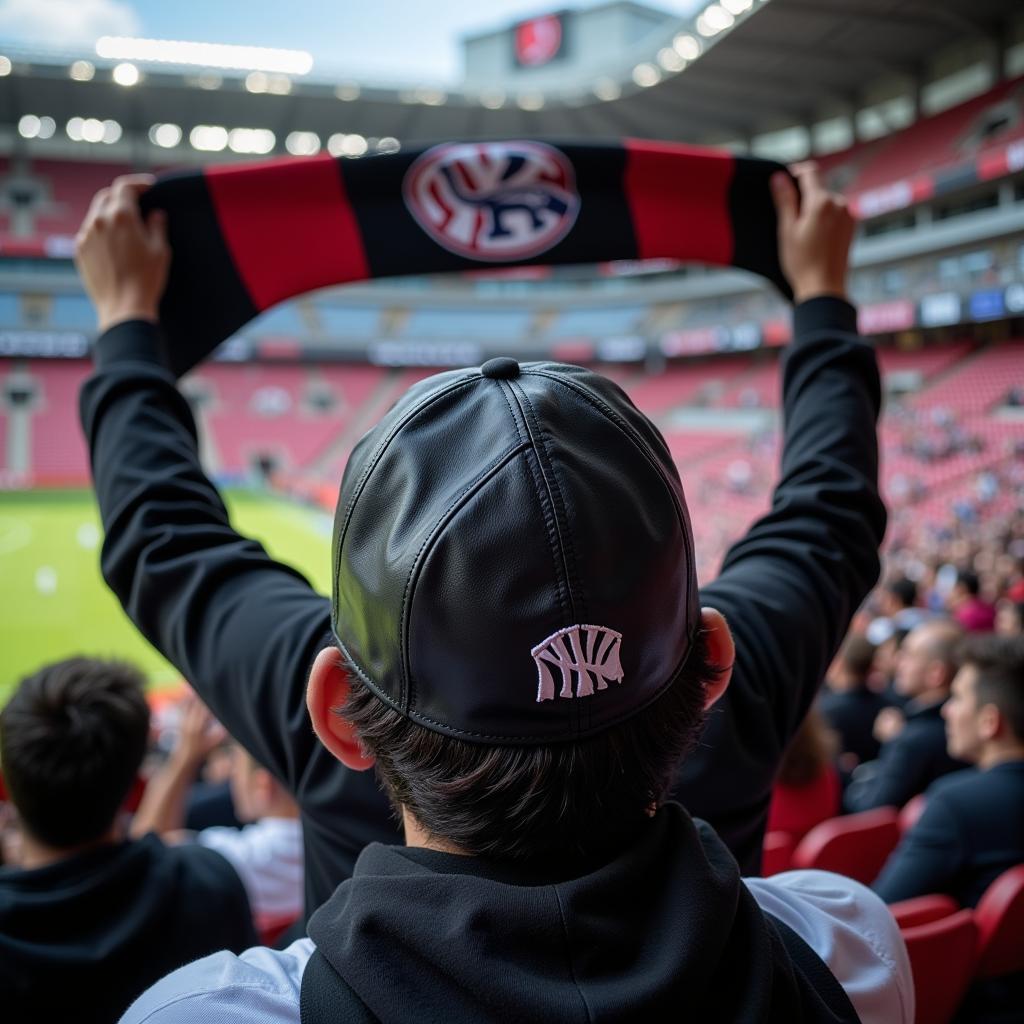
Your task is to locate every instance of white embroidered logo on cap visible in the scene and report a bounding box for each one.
[532,624,624,702]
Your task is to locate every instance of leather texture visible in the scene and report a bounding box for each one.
[331,361,699,743]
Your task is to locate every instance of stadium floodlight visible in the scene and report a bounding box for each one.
[228,128,276,155]
[517,93,545,110]
[334,83,360,101]
[246,72,292,95]
[632,63,661,87]
[673,34,701,60]
[327,133,368,158]
[95,36,314,75]
[102,119,122,144]
[190,125,229,152]
[80,118,105,143]
[479,91,506,110]
[285,131,321,156]
[593,78,621,102]
[417,88,447,106]
[66,116,84,141]
[189,71,223,90]
[376,137,401,154]
[69,59,95,81]
[112,62,141,86]
[721,0,753,13]
[18,114,57,140]
[0,56,11,76]
[697,4,735,36]
[149,123,183,148]
[657,47,686,73]
[340,134,367,157]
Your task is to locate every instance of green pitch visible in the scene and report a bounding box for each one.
[0,489,334,705]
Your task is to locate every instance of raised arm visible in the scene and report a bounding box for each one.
[676,166,887,866]
[76,177,349,799]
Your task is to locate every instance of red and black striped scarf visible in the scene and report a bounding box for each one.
[141,139,792,376]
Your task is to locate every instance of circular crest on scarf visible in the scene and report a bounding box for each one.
[402,141,580,262]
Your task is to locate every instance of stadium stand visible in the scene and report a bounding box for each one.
[21,159,132,242]
[26,359,90,484]
[2,3,1024,1019]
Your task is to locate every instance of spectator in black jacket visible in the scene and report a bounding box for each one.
[846,618,969,812]
[77,169,910,1023]
[874,634,1024,907]
[0,658,257,1024]
[819,632,887,769]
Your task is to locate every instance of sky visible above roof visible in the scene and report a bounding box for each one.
[0,0,705,84]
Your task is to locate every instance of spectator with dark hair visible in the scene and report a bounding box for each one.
[0,658,258,1024]
[767,707,841,841]
[867,577,930,646]
[78,169,911,1022]
[819,632,888,768]
[950,569,997,632]
[845,619,969,812]
[874,635,1024,906]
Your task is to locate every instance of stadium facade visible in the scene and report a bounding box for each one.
[0,0,1022,572]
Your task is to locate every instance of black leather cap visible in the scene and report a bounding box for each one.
[331,361,699,744]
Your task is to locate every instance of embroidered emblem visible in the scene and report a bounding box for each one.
[402,141,580,262]
[532,624,624,702]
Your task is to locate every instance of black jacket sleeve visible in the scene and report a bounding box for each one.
[844,726,938,813]
[79,320,336,791]
[873,791,964,903]
[675,297,886,870]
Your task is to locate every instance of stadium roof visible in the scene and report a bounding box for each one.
[1,0,1022,152]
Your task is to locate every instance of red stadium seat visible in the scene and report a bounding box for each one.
[258,912,300,947]
[889,894,959,929]
[761,831,795,876]
[791,807,900,884]
[973,864,1024,979]
[899,794,928,834]
[901,910,977,1024]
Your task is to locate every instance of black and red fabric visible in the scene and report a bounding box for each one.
[139,140,792,376]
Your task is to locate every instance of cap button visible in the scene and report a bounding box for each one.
[480,357,521,380]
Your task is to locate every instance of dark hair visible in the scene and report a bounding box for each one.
[887,577,917,608]
[340,634,718,862]
[958,635,1024,742]
[889,627,911,650]
[839,633,875,683]
[777,706,838,787]
[957,570,981,596]
[0,658,150,848]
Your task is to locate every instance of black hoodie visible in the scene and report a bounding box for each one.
[303,804,859,1024]
[0,833,258,1024]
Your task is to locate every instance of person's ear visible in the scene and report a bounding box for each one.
[977,703,1001,743]
[306,647,375,771]
[700,607,735,710]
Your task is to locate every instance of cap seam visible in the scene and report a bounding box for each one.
[399,439,533,711]
[332,373,478,627]
[506,379,578,629]
[525,369,696,564]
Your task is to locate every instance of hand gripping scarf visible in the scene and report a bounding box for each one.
[139,139,792,377]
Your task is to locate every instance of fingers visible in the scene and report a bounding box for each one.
[770,171,798,228]
[110,173,156,195]
[145,208,168,251]
[790,161,823,198]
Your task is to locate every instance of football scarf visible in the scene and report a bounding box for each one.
[139,139,792,377]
